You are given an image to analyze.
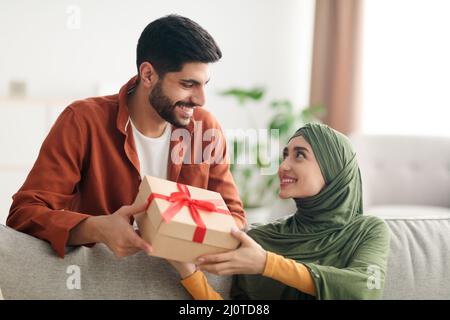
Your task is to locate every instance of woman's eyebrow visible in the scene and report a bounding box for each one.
[293,146,309,153]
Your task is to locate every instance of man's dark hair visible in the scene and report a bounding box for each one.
[136,14,222,78]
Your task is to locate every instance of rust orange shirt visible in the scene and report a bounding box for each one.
[7,76,246,258]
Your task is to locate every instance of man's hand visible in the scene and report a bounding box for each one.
[69,202,152,258]
[196,228,267,276]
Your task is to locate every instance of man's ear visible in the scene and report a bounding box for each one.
[138,62,157,88]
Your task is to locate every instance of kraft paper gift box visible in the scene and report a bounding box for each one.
[134,176,240,262]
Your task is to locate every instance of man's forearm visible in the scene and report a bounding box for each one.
[67,216,101,246]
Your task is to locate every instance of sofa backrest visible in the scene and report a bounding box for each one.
[350,135,450,209]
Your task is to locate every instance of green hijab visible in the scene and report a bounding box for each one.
[230,123,390,300]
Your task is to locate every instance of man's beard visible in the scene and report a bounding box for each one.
[148,80,195,128]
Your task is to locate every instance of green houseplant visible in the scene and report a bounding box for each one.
[221,87,324,209]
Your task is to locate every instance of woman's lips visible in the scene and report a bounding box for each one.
[279,177,298,189]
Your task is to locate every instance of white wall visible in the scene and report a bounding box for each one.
[0,0,315,223]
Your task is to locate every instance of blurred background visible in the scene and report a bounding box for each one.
[1,0,449,224]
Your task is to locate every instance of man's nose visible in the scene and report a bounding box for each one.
[192,86,206,107]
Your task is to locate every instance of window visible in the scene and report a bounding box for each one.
[362,0,450,136]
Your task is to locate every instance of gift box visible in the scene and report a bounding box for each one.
[134,176,240,262]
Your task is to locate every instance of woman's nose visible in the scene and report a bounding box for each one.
[279,158,291,172]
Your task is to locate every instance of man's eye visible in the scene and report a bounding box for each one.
[182,83,193,88]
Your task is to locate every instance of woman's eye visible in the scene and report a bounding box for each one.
[282,152,288,159]
[296,151,305,159]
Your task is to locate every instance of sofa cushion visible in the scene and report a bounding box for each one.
[0,224,231,299]
[367,206,450,299]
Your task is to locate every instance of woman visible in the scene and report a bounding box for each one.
[168,123,390,299]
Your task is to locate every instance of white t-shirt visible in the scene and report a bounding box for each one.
[130,119,171,180]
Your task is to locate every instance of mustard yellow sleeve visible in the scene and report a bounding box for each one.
[180,270,224,300]
[262,251,316,296]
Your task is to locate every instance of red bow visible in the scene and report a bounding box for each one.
[146,183,230,243]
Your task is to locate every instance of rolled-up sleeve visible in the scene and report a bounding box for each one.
[7,107,92,258]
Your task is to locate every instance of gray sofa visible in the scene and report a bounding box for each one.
[1,135,449,299]
[350,134,450,299]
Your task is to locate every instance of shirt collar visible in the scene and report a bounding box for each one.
[117,75,138,135]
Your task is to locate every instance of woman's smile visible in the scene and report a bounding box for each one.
[279,175,298,189]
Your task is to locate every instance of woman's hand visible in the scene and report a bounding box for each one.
[167,259,197,279]
[196,228,267,276]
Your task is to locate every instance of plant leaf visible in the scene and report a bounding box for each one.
[220,88,265,105]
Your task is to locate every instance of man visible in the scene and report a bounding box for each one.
[7,15,246,259]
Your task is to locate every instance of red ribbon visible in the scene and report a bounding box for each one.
[146,183,230,243]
